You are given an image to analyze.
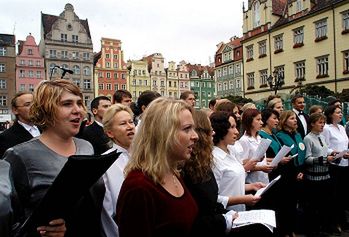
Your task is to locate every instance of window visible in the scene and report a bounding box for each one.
[259,69,268,86]
[274,66,285,83]
[121,84,126,90]
[236,79,241,89]
[49,63,57,74]
[61,50,68,59]
[139,80,142,86]
[84,96,90,107]
[274,34,283,52]
[223,52,231,62]
[36,60,41,66]
[293,27,304,46]
[218,83,222,92]
[169,81,172,87]
[296,0,303,12]
[20,60,25,65]
[83,52,89,61]
[62,64,69,70]
[229,81,234,89]
[247,72,255,89]
[0,47,6,56]
[344,51,349,73]
[28,49,33,55]
[161,81,164,87]
[106,54,110,58]
[236,65,241,75]
[343,11,349,32]
[122,74,126,79]
[106,62,110,68]
[61,34,67,42]
[114,84,119,91]
[72,52,79,59]
[145,80,148,86]
[29,70,33,78]
[83,79,91,89]
[72,35,78,43]
[0,96,7,106]
[106,72,111,78]
[49,50,56,58]
[113,63,118,68]
[223,82,228,91]
[316,56,329,77]
[99,84,104,90]
[258,40,267,57]
[153,80,157,86]
[28,60,33,66]
[83,66,91,76]
[132,79,136,86]
[113,54,118,59]
[106,84,112,90]
[73,79,80,87]
[253,1,261,28]
[295,61,305,80]
[29,84,34,92]
[315,19,327,40]
[19,84,25,91]
[19,70,25,77]
[0,80,6,89]
[246,45,254,61]
[73,65,80,74]
[0,64,5,72]
[36,71,41,78]
[114,73,118,79]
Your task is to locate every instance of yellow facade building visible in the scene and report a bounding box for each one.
[127,59,151,101]
[242,0,349,101]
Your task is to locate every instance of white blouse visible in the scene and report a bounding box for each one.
[322,123,349,167]
[212,146,246,212]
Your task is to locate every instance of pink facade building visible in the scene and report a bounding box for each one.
[16,34,45,92]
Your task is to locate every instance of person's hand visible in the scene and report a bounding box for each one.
[259,164,274,173]
[37,218,66,237]
[343,152,349,159]
[245,194,261,206]
[296,172,303,181]
[327,155,335,162]
[280,156,292,164]
[243,159,257,172]
[251,182,266,191]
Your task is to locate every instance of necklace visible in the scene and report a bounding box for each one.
[172,174,179,189]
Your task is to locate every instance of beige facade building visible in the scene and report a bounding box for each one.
[39,3,94,108]
[144,53,166,96]
[177,60,190,94]
[166,61,179,98]
[242,0,349,101]
[127,59,151,101]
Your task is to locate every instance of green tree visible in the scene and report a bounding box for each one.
[223,95,253,105]
[299,85,334,98]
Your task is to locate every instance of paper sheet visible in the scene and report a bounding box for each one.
[270,145,292,166]
[251,138,272,161]
[254,175,281,197]
[232,209,276,232]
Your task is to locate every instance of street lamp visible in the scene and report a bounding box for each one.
[50,65,73,80]
[267,69,284,95]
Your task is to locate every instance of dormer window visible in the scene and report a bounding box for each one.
[253,1,261,28]
[296,0,303,12]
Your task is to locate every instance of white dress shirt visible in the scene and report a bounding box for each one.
[18,120,40,137]
[322,123,349,167]
[293,108,307,135]
[237,134,269,184]
[212,146,246,212]
[101,143,130,237]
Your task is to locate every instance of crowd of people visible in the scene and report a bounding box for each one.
[0,79,349,237]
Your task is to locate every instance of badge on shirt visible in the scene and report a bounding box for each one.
[299,142,305,151]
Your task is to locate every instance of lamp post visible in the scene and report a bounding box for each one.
[50,65,73,80]
[267,69,284,95]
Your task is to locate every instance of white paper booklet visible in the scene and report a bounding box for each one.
[232,209,276,232]
[251,138,272,161]
[270,145,292,166]
[254,175,281,197]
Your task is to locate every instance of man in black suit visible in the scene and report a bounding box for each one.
[291,94,309,139]
[80,96,112,155]
[0,92,40,158]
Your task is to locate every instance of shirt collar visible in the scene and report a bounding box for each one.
[213,146,229,160]
[18,120,38,131]
[95,120,103,127]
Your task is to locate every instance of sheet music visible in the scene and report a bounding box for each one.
[270,145,292,166]
[251,138,272,161]
[232,209,276,232]
[254,175,281,197]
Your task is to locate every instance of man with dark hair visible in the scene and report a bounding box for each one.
[180,90,196,108]
[0,92,40,158]
[80,96,112,155]
[208,98,216,111]
[112,89,132,106]
[291,94,309,138]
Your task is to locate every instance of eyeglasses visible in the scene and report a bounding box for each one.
[16,102,33,108]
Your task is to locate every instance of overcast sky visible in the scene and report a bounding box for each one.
[1,0,245,65]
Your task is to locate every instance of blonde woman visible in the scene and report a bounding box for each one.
[115,97,199,237]
[100,104,135,237]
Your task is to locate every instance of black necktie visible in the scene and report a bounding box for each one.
[318,137,324,147]
[298,111,304,116]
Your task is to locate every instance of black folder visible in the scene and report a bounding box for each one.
[19,150,121,235]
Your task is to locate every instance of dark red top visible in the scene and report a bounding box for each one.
[116,169,198,237]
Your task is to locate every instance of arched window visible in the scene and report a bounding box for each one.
[62,64,69,69]
[73,65,80,74]
[253,1,261,28]
[49,63,57,74]
[83,66,91,76]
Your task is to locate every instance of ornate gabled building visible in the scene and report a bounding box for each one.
[214,36,243,98]
[177,60,190,94]
[127,59,151,101]
[144,53,166,96]
[187,64,215,109]
[0,34,16,122]
[16,34,45,92]
[94,38,128,99]
[242,0,349,101]
[166,61,179,98]
[39,3,94,108]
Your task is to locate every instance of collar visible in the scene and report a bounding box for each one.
[212,146,229,160]
[292,108,304,115]
[18,120,38,132]
[103,143,129,155]
[94,120,103,127]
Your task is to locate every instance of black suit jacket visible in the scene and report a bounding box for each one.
[0,121,34,158]
[295,112,309,139]
[80,122,111,155]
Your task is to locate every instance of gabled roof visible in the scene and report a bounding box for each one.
[0,34,15,46]
[41,13,91,39]
[272,0,287,16]
[186,64,215,77]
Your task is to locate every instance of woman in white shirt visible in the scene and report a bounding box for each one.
[101,104,136,237]
[238,109,274,184]
[210,111,264,212]
[322,105,349,233]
